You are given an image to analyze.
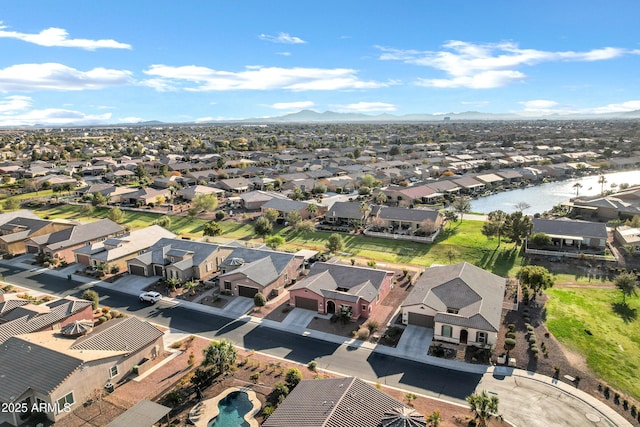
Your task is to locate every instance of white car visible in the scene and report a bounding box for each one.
[139,291,162,304]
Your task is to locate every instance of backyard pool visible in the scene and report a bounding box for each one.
[208,390,252,427]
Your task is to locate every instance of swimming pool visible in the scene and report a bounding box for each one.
[207,390,251,427]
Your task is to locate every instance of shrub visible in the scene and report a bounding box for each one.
[506,332,516,339]
[357,327,370,340]
[307,361,317,371]
[366,320,380,333]
[98,316,107,323]
[526,324,534,332]
[285,368,302,389]
[262,404,275,418]
[273,382,289,400]
[507,323,516,331]
[164,391,183,407]
[82,289,99,310]
[250,372,260,382]
[528,336,537,344]
[504,338,516,348]
[530,346,539,355]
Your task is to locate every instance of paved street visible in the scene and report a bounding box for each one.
[0,258,631,427]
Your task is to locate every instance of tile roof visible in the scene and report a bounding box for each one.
[263,377,415,427]
[71,317,163,354]
[130,238,220,268]
[0,336,84,402]
[218,247,298,286]
[402,262,505,332]
[30,219,125,251]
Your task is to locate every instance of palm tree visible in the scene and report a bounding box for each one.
[202,339,237,375]
[375,191,387,205]
[598,175,607,195]
[306,203,318,218]
[466,390,503,427]
[614,272,638,303]
[359,201,370,226]
[426,410,443,427]
[572,182,583,197]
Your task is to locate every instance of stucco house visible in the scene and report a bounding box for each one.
[289,262,394,320]
[126,238,225,282]
[0,211,74,256]
[369,206,444,234]
[0,317,164,426]
[527,218,608,255]
[25,219,126,263]
[401,262,505,348]
[73,225,176,273]
[217,247,304,298]
[614,225,640,254]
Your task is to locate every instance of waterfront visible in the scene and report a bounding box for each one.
[470,170,640,214]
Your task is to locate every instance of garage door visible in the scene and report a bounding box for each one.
[238,285,259,298]
[26,245,39,254]
[408,312,434,327]
[76,254,90,266]
[129,265,147,276]
[295,296,318,311]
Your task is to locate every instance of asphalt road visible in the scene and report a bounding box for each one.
[0,264,480,405]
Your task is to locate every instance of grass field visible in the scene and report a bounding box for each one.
[545,287,640,401]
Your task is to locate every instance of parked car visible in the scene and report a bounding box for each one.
[139,291,162,303]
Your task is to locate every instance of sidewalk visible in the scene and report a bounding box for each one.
[1,256,632,427]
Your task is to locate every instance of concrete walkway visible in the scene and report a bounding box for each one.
[0,256,631,427]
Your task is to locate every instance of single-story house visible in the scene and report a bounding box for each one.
[401,262,506,347]
[126,238,225,282]
[263,377,425,427]
[369,206,443,234]
[176,185,224,202]
[527,218,608,254]
[74,225,176,273]
[289,262,394,320]
[217,247,304,298]
[0,317,164,426]
[25,219,126,263]
[614,226,640,254]
[260,198,314,220]
[0,211,75,255]
[325,201,365,225]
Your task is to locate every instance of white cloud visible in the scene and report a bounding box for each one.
[0,22,131,50]
[258,32,306,44]
[276,52,292,56]
[331,102,397,113]
[270,101,315,110]
[142,65,388,91]
[118,116,144,123]
[518,99,640,115]
[0,107,111,126]
[194,117,215,123]
[378,41,635,89]
[0,95,32,113]
[0,63,133,92]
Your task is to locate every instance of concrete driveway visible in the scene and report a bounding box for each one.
[280,307,322,330]
[396,325,433,358]
[223,297,254,316]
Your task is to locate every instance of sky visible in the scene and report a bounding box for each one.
[1,0,640,126]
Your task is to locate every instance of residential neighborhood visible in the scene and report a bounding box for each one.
[0,121,638,427]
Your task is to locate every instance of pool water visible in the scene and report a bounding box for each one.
[208,391,251,427]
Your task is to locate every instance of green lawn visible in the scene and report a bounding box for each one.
[545,287,640,400]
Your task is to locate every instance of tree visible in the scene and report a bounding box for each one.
[82,289,99,311]
[184,280,198,296]
[295,220,315,233]
[254,216,273,238]
[614,272,638,303]
[203,221,222,237]
[513,201,531,212]
[598,174,608,195]
[529,232,551,247]
[481,210,507,246]
[326,233,344,254]
[201,339,237,375]
[92,192,107,206]
[466,390,502,427]
[134,164,149,181]
[503,211,532,245]
[154,215,172,228]
[359,201,370,226]
[426,410,443,427]
[3,198,20,211]
[108,207,125,223]
[375,192,387,205]
[306,203,318,217]
[443,210,458,226]
[286,210,302,226]
[264,208,280,224]
[254,292,267,309]
[518,265,554,294]
[265,235,285,250]
[285,367,302,389]
[193,193,218,213]
[452,197,471,221]
[360,174,376,188]
[573,182,583,197]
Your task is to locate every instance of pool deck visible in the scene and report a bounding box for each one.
[188,386,261,427]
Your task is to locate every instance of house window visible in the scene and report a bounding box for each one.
[441,325,452,338]
[362,304,367,311]
[206,262,212,272]
[57,392,74,413]
[110,365,119,378]
[224,281,232,290]
[446,308,459,314]
[476,331,487,344]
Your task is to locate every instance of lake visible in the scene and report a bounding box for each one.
[470,170,640,214]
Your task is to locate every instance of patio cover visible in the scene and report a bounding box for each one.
[106,400,171,427]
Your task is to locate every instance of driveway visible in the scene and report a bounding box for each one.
[222,297,254,316]
[280,307,323,331]
[396,325,433,358]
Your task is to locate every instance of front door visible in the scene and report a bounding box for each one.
[460,329,468,344]
[326,300,336,314]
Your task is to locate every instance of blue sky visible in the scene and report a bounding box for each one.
[1,0,639,125]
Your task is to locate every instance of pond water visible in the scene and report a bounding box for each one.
[470,170,640,214]
[208,391,251,427]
